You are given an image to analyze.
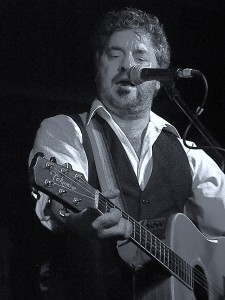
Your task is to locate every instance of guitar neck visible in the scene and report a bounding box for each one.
[97,193,194,290]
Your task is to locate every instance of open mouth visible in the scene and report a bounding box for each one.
[116,80,136,87]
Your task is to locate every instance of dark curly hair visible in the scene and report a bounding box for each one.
[92,7,171,68]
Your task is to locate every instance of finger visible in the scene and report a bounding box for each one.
[92,208,121,230]
[99,218,133,239]
[101,189,120,199]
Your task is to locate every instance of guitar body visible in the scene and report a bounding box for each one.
[137,213,225,300]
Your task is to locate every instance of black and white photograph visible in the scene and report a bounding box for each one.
[1,1,225,299]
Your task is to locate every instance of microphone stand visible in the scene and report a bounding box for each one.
[162,82,225,171]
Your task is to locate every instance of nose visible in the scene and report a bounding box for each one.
[119,53,134,72]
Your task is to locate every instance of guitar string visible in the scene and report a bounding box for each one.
[98,194,222,298]
[47,165,223,297]
[97,194,221,298]
[61,168,222,298]
[52,166,223,298]
[55,167,223,298]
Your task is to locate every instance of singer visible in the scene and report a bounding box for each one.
[29,7,225,300]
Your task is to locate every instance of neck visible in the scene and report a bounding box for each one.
[110,110,150,158]
[111,109,150,136]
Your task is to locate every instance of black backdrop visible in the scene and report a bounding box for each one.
[1,0,225,298]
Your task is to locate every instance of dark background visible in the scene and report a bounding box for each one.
[1,0,225,298]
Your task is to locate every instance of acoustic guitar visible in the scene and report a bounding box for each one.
[29,153,225,299]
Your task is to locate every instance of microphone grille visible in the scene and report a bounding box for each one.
[129,66,143,85]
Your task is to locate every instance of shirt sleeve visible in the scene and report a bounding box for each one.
[28,114,89,230]
[179,140,225,236]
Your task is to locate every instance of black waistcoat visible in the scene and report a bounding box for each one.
[49,114,192,300]
[99,117,192,230]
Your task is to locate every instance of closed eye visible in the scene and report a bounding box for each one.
[107,49,123,58]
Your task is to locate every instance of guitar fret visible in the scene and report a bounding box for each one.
[147,233,151,253]
[178,256,182,278]
[158,241,161,261]
[161,243,165,265]
[187,263,191,286]
[98,200,104,214]
[105,200,108,213]
[169,250,173,271]
[133,222,136,240]
[189,264,194,288]
[153,235,156,257]
[175,255,178,276]
[140,225,145,246]
[144,230,147,249]
[183,260,187,282]
[185,262,188,283]
[180,259,183,280]
[175,254,179,276]
[135,225,140,244]
[176,255,179,276]
[187,264,190,286]
[155,239,159,260]
[149,234,153,256]
[171,252,175,273]
[164,246,168,268]
[184,262,187,284]
[157,240,160,259]
[167,248,170,269]
[179,259,183,280]
[182,260,186,281]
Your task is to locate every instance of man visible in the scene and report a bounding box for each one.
[29,7,225,299]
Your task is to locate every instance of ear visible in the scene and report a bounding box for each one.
[153,80,161,98]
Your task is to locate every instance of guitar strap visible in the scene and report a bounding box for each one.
[78,112,134,268]
[76,113,148,299]
[79,112,126,211]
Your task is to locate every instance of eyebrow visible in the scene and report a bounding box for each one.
[106,46,123,52]
[106,46,149,54]
[133,45,149,53]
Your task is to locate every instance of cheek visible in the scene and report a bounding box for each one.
[100,56,119,78]
[99,67,116,89]
[137,80,159,94]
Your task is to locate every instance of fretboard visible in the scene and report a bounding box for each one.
[97,193,194,290]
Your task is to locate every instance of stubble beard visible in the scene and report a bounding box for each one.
[97,82,156,120]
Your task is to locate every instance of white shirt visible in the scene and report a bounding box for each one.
[29,99,225,237]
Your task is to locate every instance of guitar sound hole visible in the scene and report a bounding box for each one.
[194,265,208,300]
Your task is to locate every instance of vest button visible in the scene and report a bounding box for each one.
[142,198,149,204]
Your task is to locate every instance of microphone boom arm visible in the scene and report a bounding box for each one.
[163,83,225,171]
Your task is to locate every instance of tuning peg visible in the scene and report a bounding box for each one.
[62,162,73,169]
[59,206,70,218]
[60,162,72,174]
[50,157,57,163]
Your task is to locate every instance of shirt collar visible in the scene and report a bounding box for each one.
[87,98,180,138]
[87,98,112,125]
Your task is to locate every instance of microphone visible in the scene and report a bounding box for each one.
[129,66,200,85]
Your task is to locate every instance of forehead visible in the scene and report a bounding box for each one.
[106,29,153,52]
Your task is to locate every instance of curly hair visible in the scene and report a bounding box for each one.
[92,7,171,68]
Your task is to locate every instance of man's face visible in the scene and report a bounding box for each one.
[96,29,159,118]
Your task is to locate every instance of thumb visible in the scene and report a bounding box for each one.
[102,189,120,200]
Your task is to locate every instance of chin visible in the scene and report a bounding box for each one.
[113,94,138,108]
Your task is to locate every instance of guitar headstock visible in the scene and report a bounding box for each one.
[29,153,99,213]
